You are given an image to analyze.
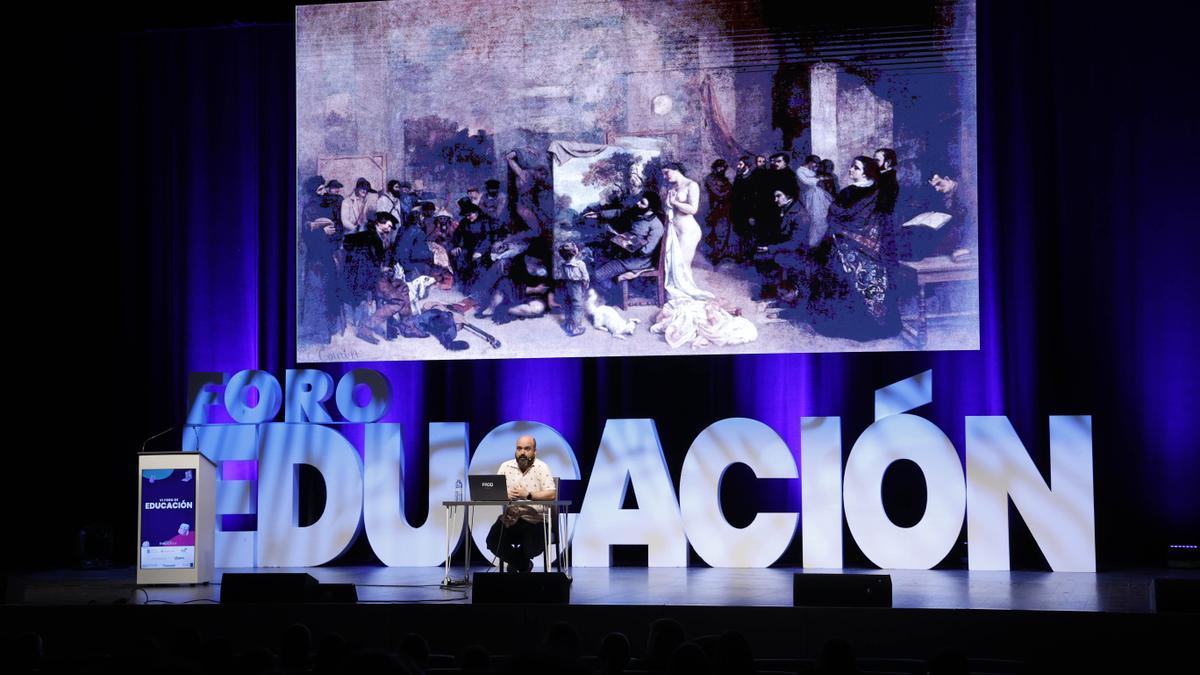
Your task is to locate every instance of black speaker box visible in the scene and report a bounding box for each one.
[220,573,320,603]
[472,572,570,604]
[793,573,892,607]
[1153,577,1200,613]
[317,583,359,603]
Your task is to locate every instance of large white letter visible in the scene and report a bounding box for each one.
[335,369,390,423]
[256,423,363,567]
[184,423,258,567]
[574,419,687,567]
[364,422,467,566]
[466,421,581,565]
[679,418,798,567]
[801,416,843,568]
[843,414,965,569]
[966,415,1095,572]
[225,370,283,424]
[284,369,335,423]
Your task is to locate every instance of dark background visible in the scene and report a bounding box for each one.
[11,1,1197,573]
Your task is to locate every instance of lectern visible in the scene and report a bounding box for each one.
[136,452,216,585]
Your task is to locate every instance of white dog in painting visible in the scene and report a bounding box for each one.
[586,288,639,338]
[392,263,437,315]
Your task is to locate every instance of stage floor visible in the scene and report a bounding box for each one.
[10,565,1197,613]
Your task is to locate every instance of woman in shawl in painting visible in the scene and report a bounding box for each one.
[808,156,901,341]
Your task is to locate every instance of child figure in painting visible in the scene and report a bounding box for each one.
[556,242,589,337]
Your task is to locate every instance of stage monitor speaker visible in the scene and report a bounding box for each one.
[317,583,359,603]
[793,573,892,608]
[220,573,320,603]
[472,572,570,604]
[1153,578,1200,613]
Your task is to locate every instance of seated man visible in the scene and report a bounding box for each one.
[394,206,437,278]
[450,203,499,291]
[755,185,813,302]
[485,434,557,573]
[584,191,665,304]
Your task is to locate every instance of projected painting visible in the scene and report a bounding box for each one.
[296,0,979,362]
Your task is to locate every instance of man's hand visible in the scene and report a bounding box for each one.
[507,485,527,500]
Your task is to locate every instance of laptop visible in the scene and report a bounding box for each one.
[468,474,508,501]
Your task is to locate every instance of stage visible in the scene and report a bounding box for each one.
[9,566,1195,613]
[5,566,1196,671]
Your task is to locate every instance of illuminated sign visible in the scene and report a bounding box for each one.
[184,370,1095,571]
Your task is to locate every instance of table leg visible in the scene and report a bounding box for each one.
[564,506,571,579]
[442,504,452,585]
[542,512,551,573]
[464,505,472,580]
[916,281,928,349]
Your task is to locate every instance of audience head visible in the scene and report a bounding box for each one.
[461,644,491,674]
[545,621,582,662]
[597,631,631,673]
[314,633,348,675]
[711,159,728,173]
[239,645,277,674]
[769,152,790,169]
[818,638,858,675]
[819,159,835,175]
[716,630,755,675]
[646,618,688,670]
[485,178,502,194]
[755,155,767,168]
[12,632,44,673]
[280,623,313,671]
[670,641,711,675]
[354,177,372,196]
[344,649,413,675]
[325,179,344,194]
[737,155,753,172]
[929,649,969,675]
[399,632,430,669]
[805,154,821,168]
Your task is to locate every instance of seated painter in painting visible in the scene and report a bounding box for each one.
[582,190,665,305]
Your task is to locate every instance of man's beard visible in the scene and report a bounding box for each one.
[516,456,532,470]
